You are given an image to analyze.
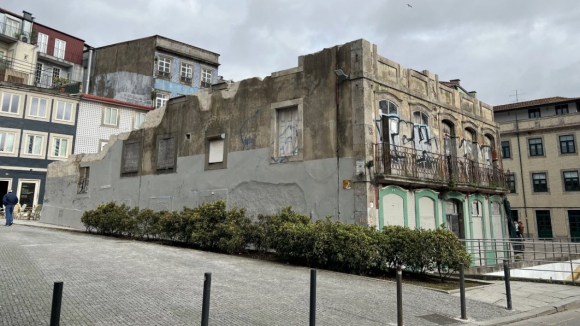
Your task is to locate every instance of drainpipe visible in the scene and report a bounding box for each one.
[335,49,341,222]
[515,112,529,238]
[85,48,93,93]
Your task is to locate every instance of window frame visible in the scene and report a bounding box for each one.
[120,138,142,177]
[0,127,20,157]
[53,101,75,124]
[54,38,66,59]
[20,130,48,159]
[77,167,90,194]
[559,134,576,154]
[180,62,193,84]
[157,56,171,78]
[102,107,119,127]
[134,111,147,129]
[507,173,516,193]
[204,131,228,170]
[532,172,548,193]
[156,134,176,174]
[528,137,544,157]
[37,32,48,54]
[48,133,73,160]
[528,108,541,118]
[501,140,511,159]
[34,62,43,85]
[27,96,50,120]
[200,67,213,88]
[155,91,169,109]
[0,92,22,117]
[563,171,580,192]
[270,98,304,164]
[555,104,569,115]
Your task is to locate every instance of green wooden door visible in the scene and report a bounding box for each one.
[536,210,553,239]
[568,211,580,242]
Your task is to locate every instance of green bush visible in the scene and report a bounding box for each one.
[249,206,310,255]
[427,228,472,280]
[135,208,160,239]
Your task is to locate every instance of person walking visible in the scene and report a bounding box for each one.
[2,189,18,226]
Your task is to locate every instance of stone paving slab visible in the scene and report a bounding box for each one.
[0,224,516,326]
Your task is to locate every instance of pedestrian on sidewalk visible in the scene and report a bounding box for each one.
[2,189,18,226]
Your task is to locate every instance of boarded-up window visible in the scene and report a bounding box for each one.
[209,139,224,163]
[77,167,89,194]
[277,106,299,157]
[156,135,175,171]
[122,140,141,176]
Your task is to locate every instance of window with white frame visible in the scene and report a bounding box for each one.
[37,33,48,54]
[156,93,169,108]
[55,102,73,121]
[24,134,45,156]
[277,106,299,157]
[412,111,429,125]
[1,92,20,114]
[157,57,171,77]
[201,68,212,88]
[181,62,193,83]
[5,18,19,36]
[29,97,48,118]
[52,67,61,85]
[35,63,43,85]
[0,130,16,153]
[134,112,147,129]
[99,140,108,152]
[54,39,66,59]
[103,107,118,126]
[50,135,71,158]
[472,200,482,216]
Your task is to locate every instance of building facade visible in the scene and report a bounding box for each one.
[0,9,37,85]
[75,94,154,154]
[88,35,220,108]
[494,97,580,240]
[32,22,85,90]
[0,81,79,210]
[44,40,509,254]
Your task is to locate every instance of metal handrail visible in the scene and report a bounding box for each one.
[373,143,510,189]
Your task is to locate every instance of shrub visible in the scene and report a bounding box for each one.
[380,226,417,270]
[249,206,310,255]
[428,228,472,281]
[135,208,160,239]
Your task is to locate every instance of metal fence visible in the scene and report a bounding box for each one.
[461,238,580,282]
[373,143,509,189]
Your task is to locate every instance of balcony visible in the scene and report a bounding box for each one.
[373,143,509,193]
[0,20,32,44]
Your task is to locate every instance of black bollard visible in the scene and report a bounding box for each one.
[503,260,512,310]
[397,265,403,326]
[201,273,212,326]
[459,264,467,320]
[50,282,63,326]
[310,269,316,326]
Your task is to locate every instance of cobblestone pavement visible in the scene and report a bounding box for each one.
[0,225,516,326]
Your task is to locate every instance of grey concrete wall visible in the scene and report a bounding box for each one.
[92,72,154,107]
[42,145,355,229]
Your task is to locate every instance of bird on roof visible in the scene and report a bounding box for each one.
[407,4,412,8]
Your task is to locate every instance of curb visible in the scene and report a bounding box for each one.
[466,297,580,326]
[11,221,83,233]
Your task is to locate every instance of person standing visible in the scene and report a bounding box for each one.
[2,189,18,226]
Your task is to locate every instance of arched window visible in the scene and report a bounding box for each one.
[484,134,495,166]
[442,120,455,157]
[464,127,478,161]
[413,111,429,125]
[379,100,398,116]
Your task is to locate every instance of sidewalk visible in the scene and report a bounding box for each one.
[3,218,580,325]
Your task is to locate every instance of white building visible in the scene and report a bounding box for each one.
[75,94,153,154]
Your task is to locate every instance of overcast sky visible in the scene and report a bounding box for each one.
[9,0,580,105]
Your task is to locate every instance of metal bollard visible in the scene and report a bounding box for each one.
[201,273,212,326]
[397,265,403,326]
[310,269,316,326]
[50,282,64,326]
[503,260,512,310]
[459,264,467,320]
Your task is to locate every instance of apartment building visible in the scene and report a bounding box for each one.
[494,97,580,240]
[0,9,37,85]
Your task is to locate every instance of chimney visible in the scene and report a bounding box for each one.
[468,91,477,99]
[449,79,461,86]
[22,11,33,22]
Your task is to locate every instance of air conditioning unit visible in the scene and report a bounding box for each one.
[19,35,29,43]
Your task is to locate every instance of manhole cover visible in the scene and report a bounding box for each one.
[417,314,459,325]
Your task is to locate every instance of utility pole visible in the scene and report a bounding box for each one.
[509,89,525,103]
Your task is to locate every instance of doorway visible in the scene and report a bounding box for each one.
[568,210,580,242]
[17,179,40,210]
[536,210,553,240]
[446,199,465,239]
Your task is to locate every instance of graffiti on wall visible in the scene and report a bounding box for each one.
[239,109,260,150]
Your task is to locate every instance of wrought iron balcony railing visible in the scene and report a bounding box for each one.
[373,143,510,190]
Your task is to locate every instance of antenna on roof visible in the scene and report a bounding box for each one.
[509,89,525,103]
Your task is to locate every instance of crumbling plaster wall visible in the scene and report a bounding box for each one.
[43,41,368,228]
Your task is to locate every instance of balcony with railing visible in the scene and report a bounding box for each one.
[373,143,509,193]
[0,19,32,44]
[0,56,81,93]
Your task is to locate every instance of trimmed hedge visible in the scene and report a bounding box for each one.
[81,200,471,280]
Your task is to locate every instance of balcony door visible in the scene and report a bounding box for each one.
[446,199,465,239]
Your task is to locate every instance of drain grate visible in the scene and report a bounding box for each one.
[417,313,460,325]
